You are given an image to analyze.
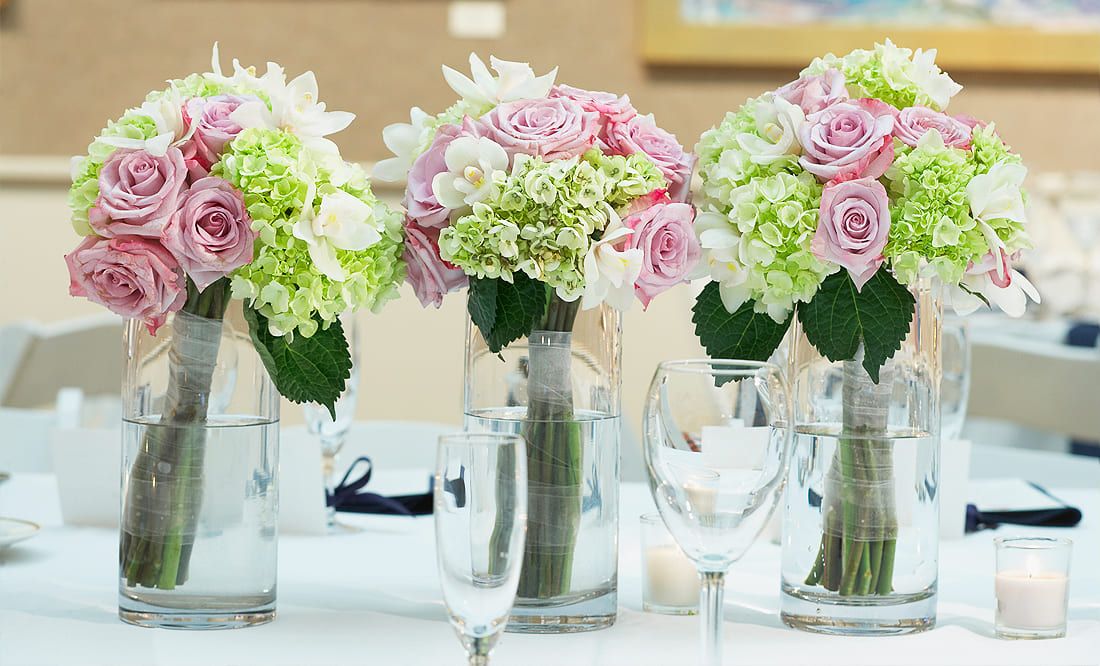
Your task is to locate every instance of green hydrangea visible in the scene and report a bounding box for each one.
[970,122,1023,176]
[695,94,802,211]
[216,128,405,337]
[884,134,984,285]
[439,151,667,300]
[699,171,831,320]
[803,40,959,111]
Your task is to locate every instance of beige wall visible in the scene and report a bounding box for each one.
[2,0,1099,170]
[1,0,1097,427]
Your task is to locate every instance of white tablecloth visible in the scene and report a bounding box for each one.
[2,469,1098,665]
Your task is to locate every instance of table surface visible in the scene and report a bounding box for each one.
[2,466,1099,666]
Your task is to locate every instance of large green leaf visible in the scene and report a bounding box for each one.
[244,308,352,419]
[692,282,793,364]
[796,270,916,383]
[467,274,550,354]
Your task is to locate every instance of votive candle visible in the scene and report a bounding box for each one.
[994,536,1072,639]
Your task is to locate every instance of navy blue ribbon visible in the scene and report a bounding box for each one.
[327,456,433,516]
[965,483,1082,533]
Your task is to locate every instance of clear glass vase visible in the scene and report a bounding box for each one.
[464,296,621,633]
[780,284,941,636]
[119,299,280,629]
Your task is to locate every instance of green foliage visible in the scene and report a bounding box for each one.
[467,274,551,354]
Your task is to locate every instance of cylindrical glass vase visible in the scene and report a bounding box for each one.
[780,284,941,635]
[119,300,280,629]
[464,296,621,633]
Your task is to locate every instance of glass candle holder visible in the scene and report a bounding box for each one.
[640,513,699,615]
[994,537,1072,639]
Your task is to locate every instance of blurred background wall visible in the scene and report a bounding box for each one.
[1,0,1098,429]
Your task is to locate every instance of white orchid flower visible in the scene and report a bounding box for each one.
[431,136,509,209]
[204,42,286,94]
[99,83,196,156]
[373,107,432,182]
[968,162,1028,226]
[229,65,354,155]
[949,249,1040,318]
[442,54,557,109]
[292,183,382,282]
[696,211,755,314]
[581,208,643,311]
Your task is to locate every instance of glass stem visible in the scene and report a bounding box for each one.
[700,570,725,666]
[321,435,345,526]
[465,635,493,666]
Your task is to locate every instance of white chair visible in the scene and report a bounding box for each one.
[967,334,1100,443]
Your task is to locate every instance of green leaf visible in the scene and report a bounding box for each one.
[796,270,916,383]
[467,274,550,354]
[243,307,352,419]
[692,282,793,364]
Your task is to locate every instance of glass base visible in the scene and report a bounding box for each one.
[506,589,617,634]
[780,584,936,636]
[643,601,697,616]
[996,626,1066,640]
[119,591,275,630]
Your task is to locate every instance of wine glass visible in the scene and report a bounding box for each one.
[435,433,527,666]
[302,313,360,527]
[643,360,791,666]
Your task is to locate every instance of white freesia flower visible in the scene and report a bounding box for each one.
[292,183,382,282]
[737,95,804,165]
[373,107,432,182]
[431,136,509,209]
[99,83,196,156]
[877,38,961,111]
[442,53,557,109]
[229,66,354,155]
[580,209,643,311]
[949,250,1040,318]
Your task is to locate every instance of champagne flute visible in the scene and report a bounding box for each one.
[302,313,360,527]
[435,433,527,666]
[643,360,791,666]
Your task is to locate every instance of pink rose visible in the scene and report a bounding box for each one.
[812,177,891,290]
[798,99,896,182]
[178,139,209,182]
[405,117,486,228]
[65,235,186,335]
[483,97,600,161]
[776,68,849,115]
[954,114,988,131]
[894,106,973,149]
[605,114,696,203]
[404,219,468,308]
[623,194,701,308]
[88,147,188,237]
[967,248,1015,288]
[162,177,255,291]
[550,85,637,143]
[184,95,253,169]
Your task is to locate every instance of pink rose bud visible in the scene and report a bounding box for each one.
[812,177,892,290]
[605,115,696,203]
[776,68,849,115]
[894,106,973,149]
[623,198,701,308]
[798,99,896,182]
[65,235,187,335]
[403,219,468,308]
[89,147,189,237]
[162,177,255,292]
[184,94,255,169]
[484,96,601,162]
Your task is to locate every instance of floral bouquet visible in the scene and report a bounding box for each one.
[65,45,405,591]
[376,54,700,605]
[692,40,1037,598]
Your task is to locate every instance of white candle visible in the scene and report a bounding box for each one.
[995,571,1069,631]
[683,480,717,515]
[644,544,700,608]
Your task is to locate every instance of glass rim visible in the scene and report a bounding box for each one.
[639,511,662,525]
[437,432,525,448]
[656,359,780,377]
[993,536,1074,550]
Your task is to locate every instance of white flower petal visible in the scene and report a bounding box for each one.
[442,63,488,107]
[432,172,468,209]
[307,240,346,282]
